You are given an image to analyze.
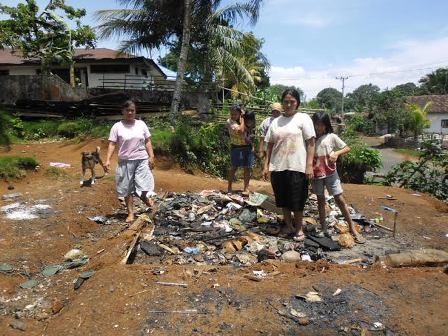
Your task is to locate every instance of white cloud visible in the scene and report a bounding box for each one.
[296,15,332,28]
[270,37,448,99]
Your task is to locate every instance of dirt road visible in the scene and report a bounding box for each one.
[0,139,447,336]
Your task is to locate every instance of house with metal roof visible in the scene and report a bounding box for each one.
[407,95,448,134]
[0,48,167,90]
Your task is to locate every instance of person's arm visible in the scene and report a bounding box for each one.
[263,142,274,180]
[305,137,315,180]
[105,141,116,173]
[259,136,265,159]
[329,145,351,162]
[237,111,245,133]
[145,137,155,169]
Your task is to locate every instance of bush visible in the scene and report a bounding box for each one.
[170,119,230,177]
[346,114,376,135]
[338,130,382,183]
[0,156,38,179]
[384,140,447,201]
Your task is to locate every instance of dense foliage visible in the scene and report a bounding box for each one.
[0,0,95,75]
[337,130,382,183]
[0,156,38,179]
[384,140,448,201]
[170,119,230,177]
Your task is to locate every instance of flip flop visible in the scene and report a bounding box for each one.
[292,232,306,242]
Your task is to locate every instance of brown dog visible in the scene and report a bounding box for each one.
[80,146,106,185]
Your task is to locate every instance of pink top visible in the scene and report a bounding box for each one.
[108,120,151,160]
[313,133,346,179]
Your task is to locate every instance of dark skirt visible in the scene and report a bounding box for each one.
[271,170,308,211]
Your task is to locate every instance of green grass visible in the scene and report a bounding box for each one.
[0,156,38,179]
[151,127,174,152]
[44,166,69,179]
[393,148,421,158]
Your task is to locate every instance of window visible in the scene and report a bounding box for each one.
[135,67,139,75]
[141,69,147,77]
[0,70,9,75]
[441,119,448,128]
[90,64,130,74]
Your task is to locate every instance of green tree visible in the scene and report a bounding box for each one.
[170,0,192,121]
[263,84,304,102]
[0,0,96,87]
[316,88,342,112]
[304,98,320,109]
[97,0,265,116]
[391,82,418,97]
[404,102,431,139]
[419,67,448,95]
[346,84,380,112]
[372,90,407,134]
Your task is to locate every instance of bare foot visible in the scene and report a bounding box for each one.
[143,197,155,208]
[125,215,135,223]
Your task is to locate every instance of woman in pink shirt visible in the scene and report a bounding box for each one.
[105,100,155,222]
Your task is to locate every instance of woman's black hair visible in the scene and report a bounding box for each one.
[281,88,301,107]
[312,111,334,134]
[244,110,256,122]
[230,104,242,112]
[121,99,136,110]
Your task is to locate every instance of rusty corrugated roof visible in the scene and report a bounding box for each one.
[0,48,137,64]
[407,95,448,114]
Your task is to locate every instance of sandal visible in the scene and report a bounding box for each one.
[292,232,306,242]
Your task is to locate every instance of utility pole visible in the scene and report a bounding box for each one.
[336,76,349,115]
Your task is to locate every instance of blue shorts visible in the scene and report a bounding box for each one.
[312,172,343,196]
[230,145,253,167]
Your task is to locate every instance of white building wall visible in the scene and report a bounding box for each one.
[425,113,448,134]
[1,66,39,75]
[86,63,154,89]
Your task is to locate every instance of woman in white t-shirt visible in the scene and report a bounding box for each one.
[105,100,155,223]
[263,89,316,241]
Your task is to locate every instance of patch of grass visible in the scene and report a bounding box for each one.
[44,166,69,179]
[0,156,38,179]
[151,127,174,152]
[393,148,421,158]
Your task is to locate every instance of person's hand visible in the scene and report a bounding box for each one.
[259,151,265,160]
[305,164,314,180]
[104,160,111,173]
[329,152,339,163]
[148,156,155,170]
[263,166,270,181]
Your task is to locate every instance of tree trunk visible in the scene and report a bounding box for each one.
[170,0,192,124]
[70,61,75,88]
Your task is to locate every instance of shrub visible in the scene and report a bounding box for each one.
[346,114,376,135]
[170,119,230,177]
[338,130,382,183]
[0,156,38,179]
[384,140,447,201]
[44,166,69,179]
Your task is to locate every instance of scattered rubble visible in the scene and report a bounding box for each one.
[122,190,396,267]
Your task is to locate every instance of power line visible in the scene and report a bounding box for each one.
[272,61,448,81]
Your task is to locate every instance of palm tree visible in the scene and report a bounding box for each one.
[96,0,265,117]
[170,0,192,121]
[406,102,432,139]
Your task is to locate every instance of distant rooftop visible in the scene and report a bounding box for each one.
[407,95,448,114]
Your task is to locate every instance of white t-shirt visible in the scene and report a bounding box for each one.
[265,112,315,173]
[108,120,151,160]
[313,133,347,179]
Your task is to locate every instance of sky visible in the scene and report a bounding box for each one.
[3,0,448,98]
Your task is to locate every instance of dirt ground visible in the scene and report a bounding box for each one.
[0,139,447,336]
